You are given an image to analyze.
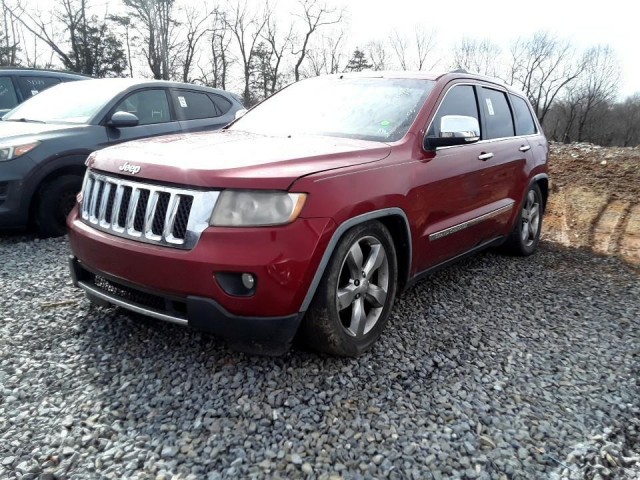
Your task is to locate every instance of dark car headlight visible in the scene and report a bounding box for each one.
[0,140,40,161]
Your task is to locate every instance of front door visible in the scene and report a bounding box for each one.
[106,88,182,144]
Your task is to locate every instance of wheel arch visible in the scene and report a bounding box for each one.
[28,157,88,223]
[532,173,549,213]
[299,208,412,313]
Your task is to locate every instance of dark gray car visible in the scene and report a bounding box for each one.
[0,78,244,236]
[0,67,89,116]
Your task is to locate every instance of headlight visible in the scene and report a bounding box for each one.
[0,140,40,161]
[210,191,307,227]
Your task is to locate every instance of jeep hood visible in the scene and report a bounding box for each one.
[88,130,391,190]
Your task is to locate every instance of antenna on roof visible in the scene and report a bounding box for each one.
[450,68,468,74]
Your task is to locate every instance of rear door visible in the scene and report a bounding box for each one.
[170,89,235,132]
[106,88,182,144]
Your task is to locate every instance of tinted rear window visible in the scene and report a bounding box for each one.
[510,94,537,136]
[0,77,18,109]
[172,90,219,120]
[17,76,61,100]
[481,88,514,139]
[209,93,232,115]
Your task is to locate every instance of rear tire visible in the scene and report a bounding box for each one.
[34,175,82,238]
[501,183,543,256]
[300,221,398,356]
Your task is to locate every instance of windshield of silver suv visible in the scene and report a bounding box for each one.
[230,77,436,142]
[3,81,125,124]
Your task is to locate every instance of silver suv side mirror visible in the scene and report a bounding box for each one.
[424,115,480,150]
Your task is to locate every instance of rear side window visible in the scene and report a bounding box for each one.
[0,77,18,109]
[510,94,537,136]
[172,90,219,120]
[428,85,479,137]
[480,88,514,139]
[209,93,232,115]
[114,89,171,125]
[17,76,61,100]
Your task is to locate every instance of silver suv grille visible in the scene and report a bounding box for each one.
[80,170,219,249]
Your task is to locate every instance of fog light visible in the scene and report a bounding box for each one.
[241,273,255,289]
[215,272,257,297]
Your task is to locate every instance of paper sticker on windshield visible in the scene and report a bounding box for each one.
[178,96,188,108]
[380,120,391,127]
[31,90,39,96]
[485,98,495,116]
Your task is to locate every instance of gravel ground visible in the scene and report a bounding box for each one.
[1,235,639,479]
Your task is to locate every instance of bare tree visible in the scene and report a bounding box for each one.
[195,7,233,89]
[617,94,640,146]
[452,37,501,76]
[306,31,344,76]
[508,31,583,123]
[389,29,408,70]
[1,0,20,65]
[262,16,292,95]
[225,0,268,105]
[414,26,436,70]
[573,45,621,141]
[123,0,179,80]
[389,26,436,71]
[7,0,127,76]
[179,3,211,83]
[291,0,343,81]
[367,39,387,71]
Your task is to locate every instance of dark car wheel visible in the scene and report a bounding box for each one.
[34,175,83,238]
[501,183,543,256]
[301,221,398,356]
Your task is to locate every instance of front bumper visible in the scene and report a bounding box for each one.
[0,155,37,228]
[69,257,304,354]
[67,206,335,349]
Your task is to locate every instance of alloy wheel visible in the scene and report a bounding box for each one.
[521,190,541,247]
[335,236,389,337]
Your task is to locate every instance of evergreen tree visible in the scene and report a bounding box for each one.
[345,47,372,72]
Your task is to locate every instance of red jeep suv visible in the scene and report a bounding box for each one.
[67,71,548,356]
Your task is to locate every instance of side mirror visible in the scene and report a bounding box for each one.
[234,109,248,120]
[108,111,139,128]
[424,115,480,150]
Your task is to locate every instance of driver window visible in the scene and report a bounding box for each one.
[428,85,479,137]
[114,89,170,125]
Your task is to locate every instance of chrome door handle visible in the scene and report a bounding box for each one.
[478,152,494,161]
[519,145,531,152]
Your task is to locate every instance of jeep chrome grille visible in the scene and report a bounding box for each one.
[80,171,219,249]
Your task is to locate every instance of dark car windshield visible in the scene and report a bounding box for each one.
[3,81,125,124]
[230,77,436,142]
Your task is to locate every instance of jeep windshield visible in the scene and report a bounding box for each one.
[3,81,125,125]
[230,77,436,142]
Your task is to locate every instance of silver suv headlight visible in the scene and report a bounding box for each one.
[209,190,307,227]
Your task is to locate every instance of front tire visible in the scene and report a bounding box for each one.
[34,175,82,238]
[301,221,398,356]
[501,183,543,256]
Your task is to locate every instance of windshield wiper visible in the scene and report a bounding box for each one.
[5,118,46,124]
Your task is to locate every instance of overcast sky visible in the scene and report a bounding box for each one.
[330,0,638,97]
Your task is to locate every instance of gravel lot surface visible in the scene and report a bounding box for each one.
[1,235,639,479]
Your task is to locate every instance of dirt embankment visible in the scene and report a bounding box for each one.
[543,142,640,266]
